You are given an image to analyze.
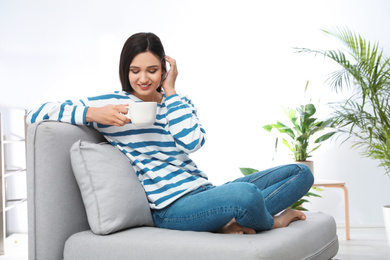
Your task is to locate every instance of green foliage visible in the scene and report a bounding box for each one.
[239,167,259,176]
[287,185,324,211]
[263,103,336,161]
[296,27,390,176]
[239,168,323,211]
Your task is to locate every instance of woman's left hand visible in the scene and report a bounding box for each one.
[162,56,178,97]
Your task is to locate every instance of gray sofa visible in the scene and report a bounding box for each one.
[27,121,339,260]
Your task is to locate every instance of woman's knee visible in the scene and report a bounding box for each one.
[296,164,314,190]
[296,163,314,186]
[296,163,312,174]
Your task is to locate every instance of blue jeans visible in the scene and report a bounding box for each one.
[152,164,314,232]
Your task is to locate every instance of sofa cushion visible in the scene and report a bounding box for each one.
[70,140,154,235]
[64,212,339,260]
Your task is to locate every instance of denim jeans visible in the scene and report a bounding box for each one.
[152,163,314,232]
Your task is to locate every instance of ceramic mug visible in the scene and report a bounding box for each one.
[126,102,157,126]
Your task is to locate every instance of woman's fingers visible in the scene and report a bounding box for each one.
[165,56,178,75]
[162,56,178,96]
[115,104,131,126]
[86,104,130,126]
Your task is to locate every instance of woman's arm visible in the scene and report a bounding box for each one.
[26,94,130,126]
[26,99,89,125]
[161,56,206,153]
[165,94,206,153]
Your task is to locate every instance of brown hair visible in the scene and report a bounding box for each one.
[119,32,166,93]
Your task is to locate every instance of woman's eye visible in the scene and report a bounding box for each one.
[130,70,139,74]
[149,70,157,74]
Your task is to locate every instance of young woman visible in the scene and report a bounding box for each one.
[27,32,314,234]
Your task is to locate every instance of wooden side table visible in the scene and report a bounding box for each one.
[313,179,350,240]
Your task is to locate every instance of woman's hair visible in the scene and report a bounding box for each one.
[119,32,166,92]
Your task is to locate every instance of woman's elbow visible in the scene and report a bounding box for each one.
[176,136,206,153]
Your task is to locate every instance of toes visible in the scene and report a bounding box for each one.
[297,211,306,220]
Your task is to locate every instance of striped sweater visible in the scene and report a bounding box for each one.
[27,91,211,209]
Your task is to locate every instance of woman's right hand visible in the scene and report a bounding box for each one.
[85,104,130,126]
[161,56,178,97]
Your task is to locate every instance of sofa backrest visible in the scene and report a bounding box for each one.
[27,121,106,260]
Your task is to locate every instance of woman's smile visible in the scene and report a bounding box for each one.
[138,84,152,90]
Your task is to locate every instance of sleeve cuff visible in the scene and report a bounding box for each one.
[79,106,89,125]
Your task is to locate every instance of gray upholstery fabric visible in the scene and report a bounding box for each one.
[70,140,154,234]
[27,121,106,260]
[27,121,339,260]
[64,212,338,260]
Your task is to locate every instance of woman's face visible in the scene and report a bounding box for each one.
[129,51,164,101]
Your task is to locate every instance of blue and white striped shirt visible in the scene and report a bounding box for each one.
[27,91,211,209]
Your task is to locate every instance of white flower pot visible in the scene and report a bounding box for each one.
[383,205,390,247]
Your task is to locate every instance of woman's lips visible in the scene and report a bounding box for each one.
[138,84,151,90]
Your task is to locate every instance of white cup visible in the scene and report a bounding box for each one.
[127,102,157,126]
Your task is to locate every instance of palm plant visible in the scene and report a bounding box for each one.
[296,28,390,176]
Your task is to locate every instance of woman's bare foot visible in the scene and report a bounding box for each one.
[218,218,256,234]
[272,208,306,229]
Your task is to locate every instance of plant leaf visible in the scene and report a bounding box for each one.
[311,186,325,192]
[305,192,322,198]
[239,168,259,176]
[314,131,337,143]
[263,124,273,132]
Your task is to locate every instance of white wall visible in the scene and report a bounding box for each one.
[1,0,390,232]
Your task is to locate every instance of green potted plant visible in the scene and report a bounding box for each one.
[262,102,336,173]
[296,27,390,245]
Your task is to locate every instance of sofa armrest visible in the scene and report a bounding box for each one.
[27,121,106,260]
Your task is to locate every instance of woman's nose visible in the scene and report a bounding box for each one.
[139,72,148,83]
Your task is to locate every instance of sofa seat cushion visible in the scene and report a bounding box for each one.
[64,211,338,260]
